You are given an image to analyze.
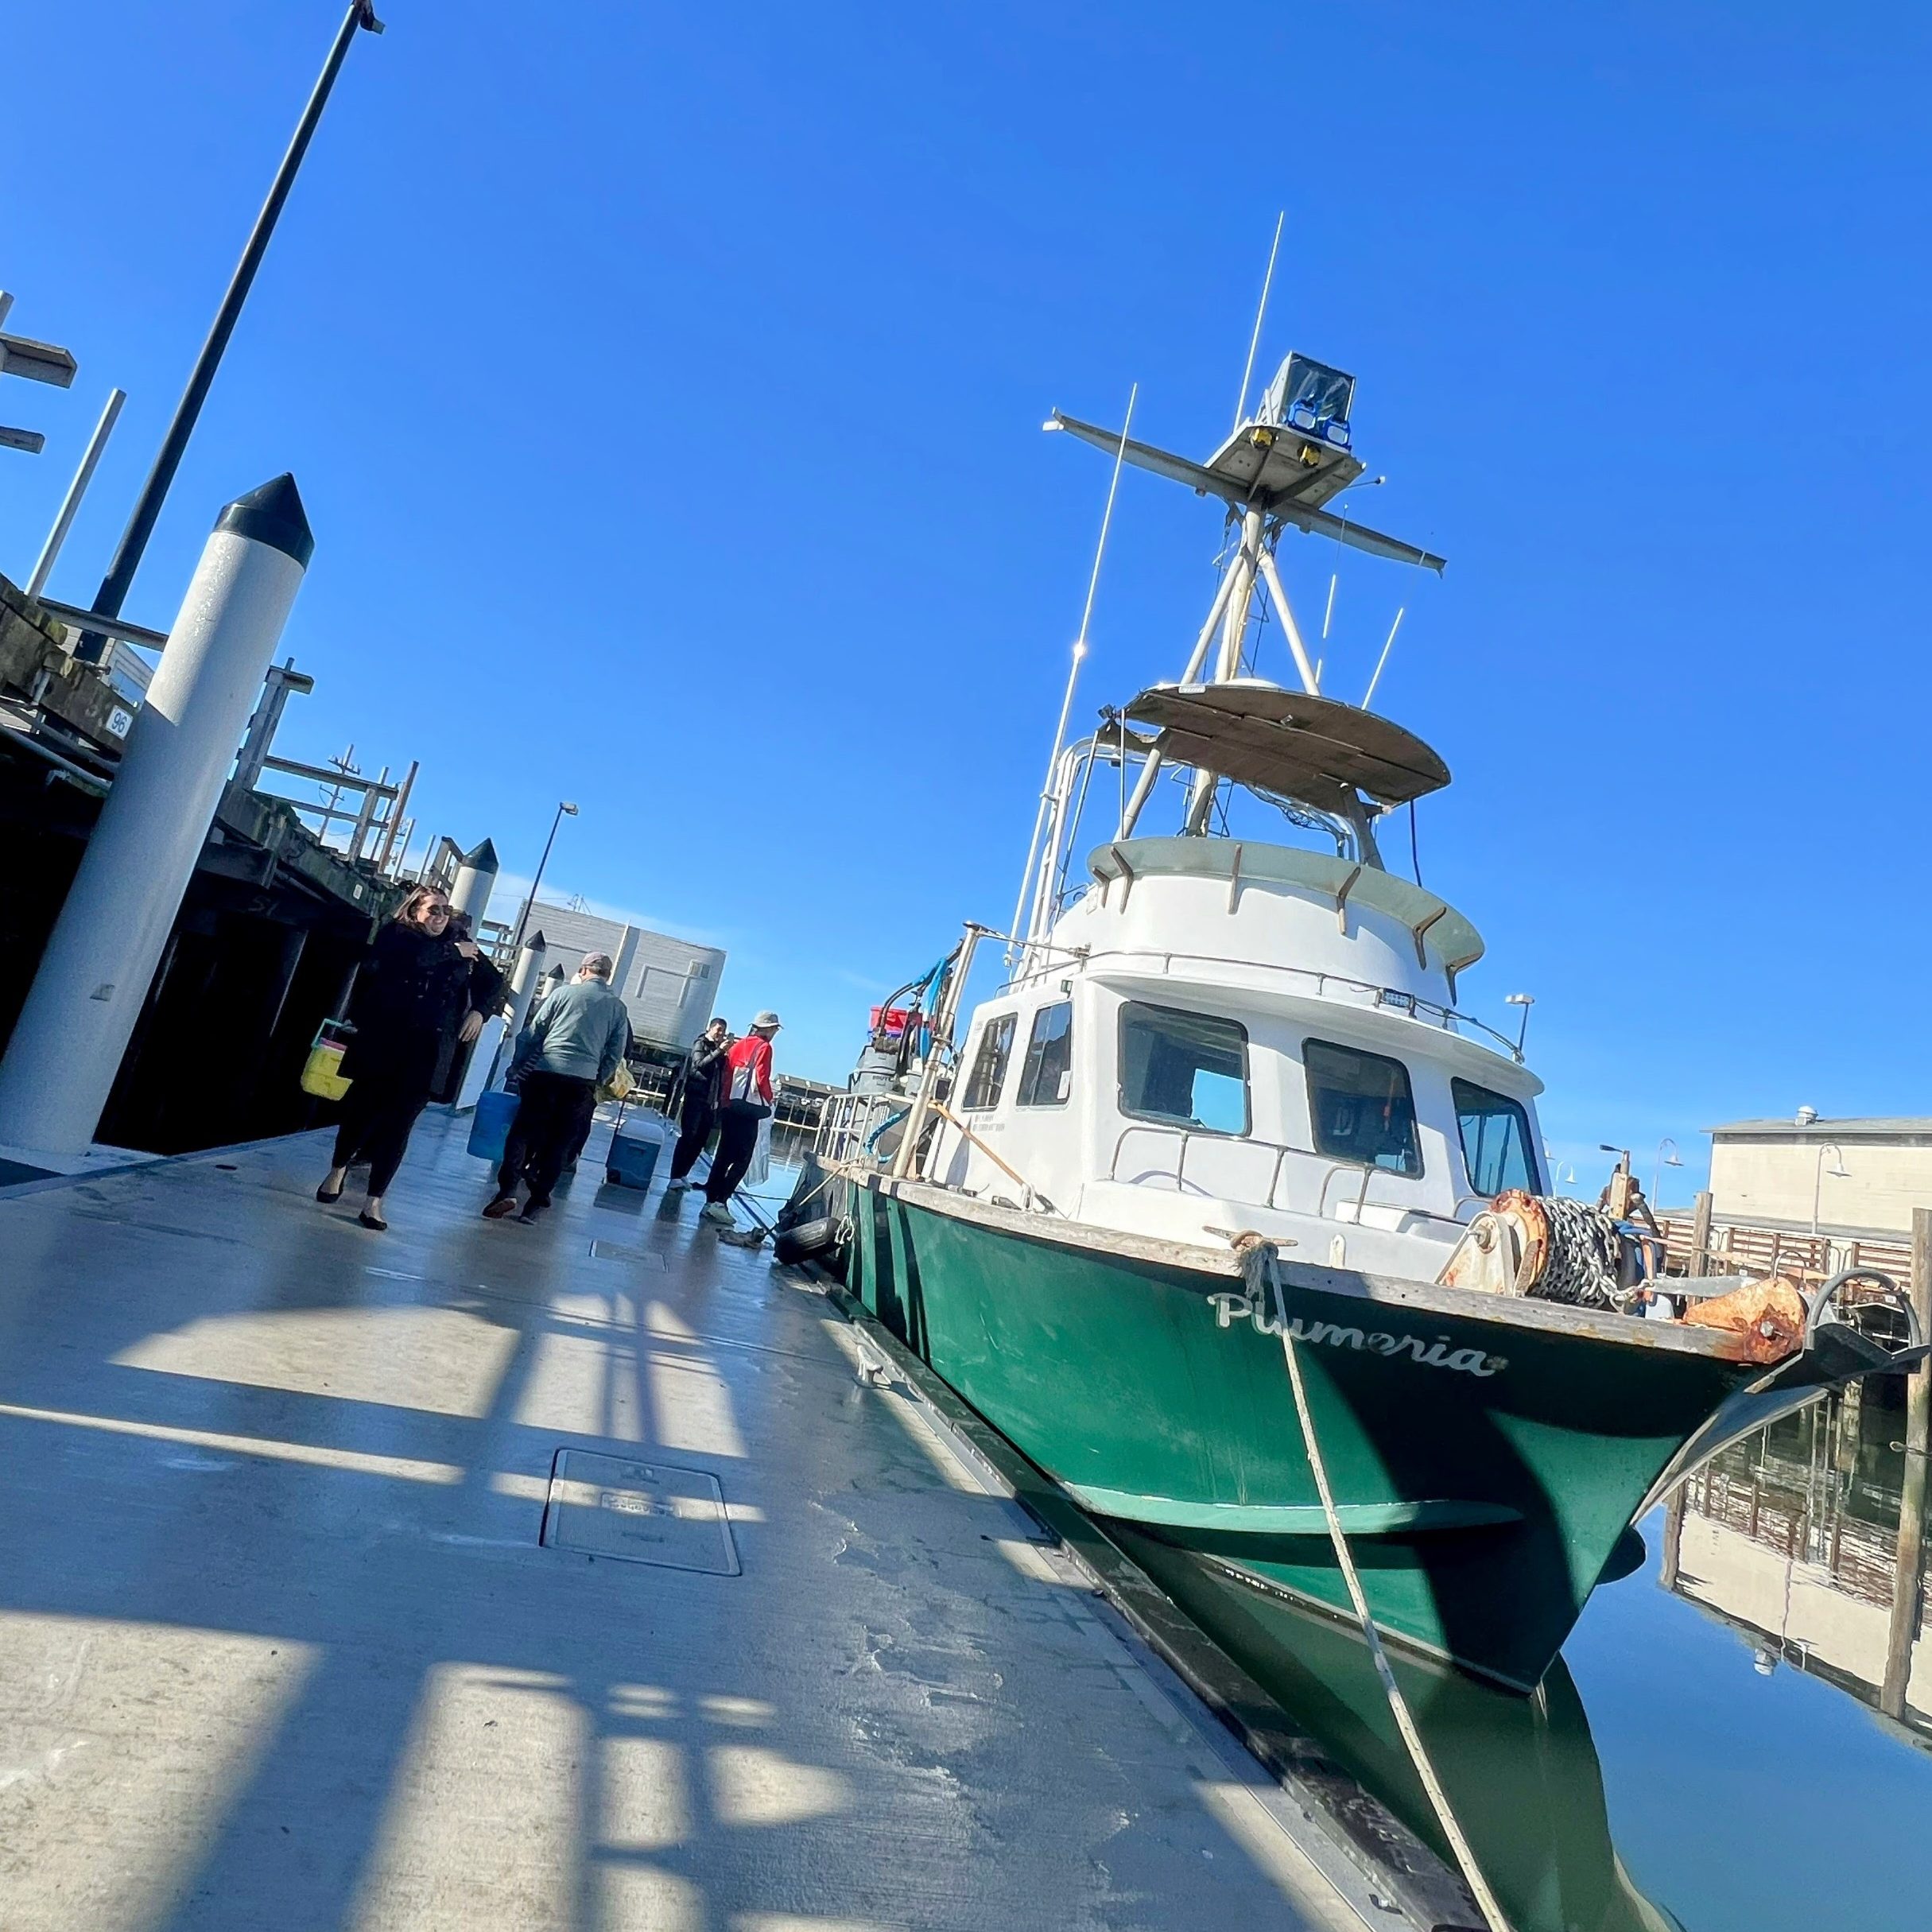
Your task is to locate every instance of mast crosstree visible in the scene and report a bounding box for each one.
[1045,351,1446,869]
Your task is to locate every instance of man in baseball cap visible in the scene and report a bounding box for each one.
[700,1011,781,1226]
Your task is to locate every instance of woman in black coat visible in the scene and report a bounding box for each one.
[317,883,488,1229]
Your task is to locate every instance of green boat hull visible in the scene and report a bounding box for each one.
[840,1173,1787,1692]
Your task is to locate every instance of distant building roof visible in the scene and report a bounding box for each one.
[1708,1116,1932,1140]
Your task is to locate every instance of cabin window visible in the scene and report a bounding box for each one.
[960,1013,1017,1110]
[1118,1003,1249,1135]
[1452,1079,1540,1197]
[1303,1038,1422,1176]
[1017,1002,1074,1108]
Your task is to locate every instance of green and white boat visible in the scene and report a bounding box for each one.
[807,351,1925,1693]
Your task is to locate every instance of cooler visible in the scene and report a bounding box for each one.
[606,1119,663,1190]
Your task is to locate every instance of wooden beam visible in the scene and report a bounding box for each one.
[1880,1206,1931,1717]
[1690,1189,1714,1276]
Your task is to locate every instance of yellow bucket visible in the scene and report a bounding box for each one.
[301,1021,355,1102]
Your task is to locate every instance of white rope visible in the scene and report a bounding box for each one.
[1255,1245,1516,1932]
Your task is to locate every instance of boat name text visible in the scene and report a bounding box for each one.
[1207,1290,1507,1378]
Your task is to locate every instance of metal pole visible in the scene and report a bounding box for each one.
[1253,542,1322,696]
[375,758,417,873]
[25,388,126,601]
[72,1,382,665]
[1117,549,1248,839]
[1186,510,1273,833]
[512,805,567,949]
[1007,384,1137,962]
[893,923,988,1181]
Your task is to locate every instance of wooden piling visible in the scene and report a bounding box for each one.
[1690,1189,1713,1274]
[1879,1207,1931,1718]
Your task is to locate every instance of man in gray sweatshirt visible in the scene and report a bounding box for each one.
[483,952,632,1224]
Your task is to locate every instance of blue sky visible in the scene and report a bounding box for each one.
[5,2,1929,1201]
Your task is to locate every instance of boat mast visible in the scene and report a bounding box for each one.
[1045,339,1444,852]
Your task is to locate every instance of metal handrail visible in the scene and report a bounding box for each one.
[1804,1267,1925,1349]
[1103,1123,1477,1236]
[1005,941,1525,1063]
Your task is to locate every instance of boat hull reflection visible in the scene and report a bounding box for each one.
[1115,1527,1686,1932]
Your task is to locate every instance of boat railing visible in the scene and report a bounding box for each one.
[1007,943,1524,1063]
[816,1089,913,1166]
[1106,1124,1468,1231]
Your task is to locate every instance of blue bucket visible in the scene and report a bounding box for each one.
[467,1088,518,1166]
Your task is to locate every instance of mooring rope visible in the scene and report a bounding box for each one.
[1237,1238,1515,1932]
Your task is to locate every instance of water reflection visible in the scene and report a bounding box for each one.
[1119,1370,1931,1932]
[1120,1537,1684,1932]
[1665,1382,1931,1737]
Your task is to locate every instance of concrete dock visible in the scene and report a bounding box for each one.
[0,1115,1377,1930]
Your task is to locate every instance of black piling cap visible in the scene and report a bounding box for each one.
[525,929,547,952]
[215,473,314,568]
[461,838,500,873]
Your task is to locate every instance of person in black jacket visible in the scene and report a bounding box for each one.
[317,883,489,1230]
[665,1018,732,1191]
[432,910,506,1102]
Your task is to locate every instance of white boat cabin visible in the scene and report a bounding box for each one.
[926,835,1546,1280]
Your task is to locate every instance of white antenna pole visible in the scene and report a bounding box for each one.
[1232,211,1285,429]
[1008,382,1138,958]
[1321,571,1338,642]
[1363,606,1406,710]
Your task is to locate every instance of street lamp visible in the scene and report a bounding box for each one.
[512,801,578,948]
[1810,1143,1848,1236]
[1504,992,1535,1054]
[1652,1138,1683,1208]
[72,0,384,664]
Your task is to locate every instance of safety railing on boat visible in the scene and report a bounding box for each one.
[1003,941,1526,1064]
[1106,1123,1474,1232]
[816,1090,914,1166]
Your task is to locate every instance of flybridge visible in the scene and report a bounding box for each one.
[1045,351,1445,575]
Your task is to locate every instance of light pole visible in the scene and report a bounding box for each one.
[1504,992,1535,1054]
[1810,1143,1848,1236]
[73,0,384,664]
[1652,1138,1683,1208]
[512,801,577,948]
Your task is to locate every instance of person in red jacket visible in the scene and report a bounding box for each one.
[700,1011,780,1226]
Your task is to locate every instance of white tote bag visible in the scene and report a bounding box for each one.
[746,1113,773,1187]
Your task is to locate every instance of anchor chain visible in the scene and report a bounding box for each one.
[1527,1196,1631,1312]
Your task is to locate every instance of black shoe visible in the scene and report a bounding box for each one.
[518,1201,550,1224]
[359,1209,388,1232]
[482,1194,521,1220]
[316,1178,345,1204]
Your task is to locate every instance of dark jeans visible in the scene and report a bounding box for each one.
[332,1070,431,1197]
[670,1096,716,1180]
[704,1100,765,1205]
[498,1070,597,1208]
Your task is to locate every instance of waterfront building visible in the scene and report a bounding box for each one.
[509,901,723,1051]
[1706,1115,1932,1239]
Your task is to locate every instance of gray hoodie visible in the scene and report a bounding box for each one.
[513,977,631,1084]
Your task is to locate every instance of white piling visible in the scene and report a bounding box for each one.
[0,475,313,1155]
